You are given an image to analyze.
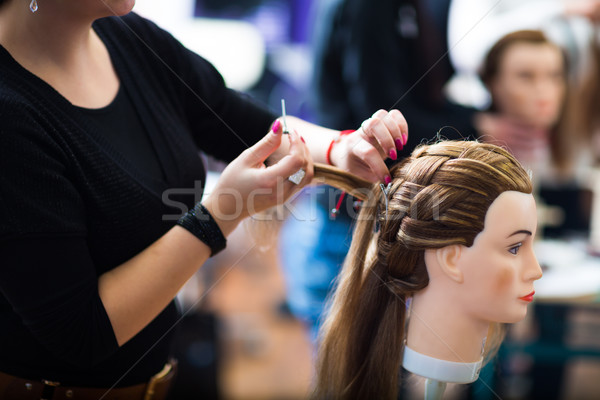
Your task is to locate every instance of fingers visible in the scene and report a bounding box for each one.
[360,109,408,161]
[242,129,282,166]
[352,139,391,184]
[388,109,409,146]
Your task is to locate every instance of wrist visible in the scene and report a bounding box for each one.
[201,195,243,238]
[326,129,355,166]
[176,202,229,256]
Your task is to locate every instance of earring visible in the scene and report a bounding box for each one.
[29,0,38,13]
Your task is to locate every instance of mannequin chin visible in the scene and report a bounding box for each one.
[405,191,542,367]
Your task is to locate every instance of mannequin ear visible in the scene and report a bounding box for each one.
[434,245,464,283]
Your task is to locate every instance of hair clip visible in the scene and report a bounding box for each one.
[380,182,392,219]
[374,182,392,233]
[527,168,533,180]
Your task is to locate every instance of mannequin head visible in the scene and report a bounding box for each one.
[313,141,539,400]
[424,190,540,325]
[480,30,566,130]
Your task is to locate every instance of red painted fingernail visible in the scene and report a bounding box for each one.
[395,138,404,150]
[301,136,305,143]
[272,120,281,134]
[402,133,408,146]
[384,175,392,185]
[389,148,397,160]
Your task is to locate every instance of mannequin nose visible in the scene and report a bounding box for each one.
[523,248,543,281]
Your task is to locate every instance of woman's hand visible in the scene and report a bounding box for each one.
[329,109,408,184]
[202,128,313,235]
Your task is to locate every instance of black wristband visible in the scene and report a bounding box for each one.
[177,203,227,256]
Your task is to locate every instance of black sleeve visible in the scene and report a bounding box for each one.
[120,13,278,163]
[0,112,119,368]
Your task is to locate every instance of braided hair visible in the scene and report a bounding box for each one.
[313,140,532,400]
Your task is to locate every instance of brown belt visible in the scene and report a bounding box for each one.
[0,359,177,400]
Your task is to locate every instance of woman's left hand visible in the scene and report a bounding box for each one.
[329,109,408,184]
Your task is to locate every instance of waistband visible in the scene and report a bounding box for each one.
[0,359,177,400]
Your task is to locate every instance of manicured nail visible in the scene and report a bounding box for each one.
[361,118,372,132]
[384,175,392,185]
[272,120,281,134]
[301,136,305,143]
[389,148,397,160]
[395,138,404,150]
[402,133,408,146]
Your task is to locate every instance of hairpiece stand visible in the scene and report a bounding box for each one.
[402,346,483,400]
[424,378,447,400]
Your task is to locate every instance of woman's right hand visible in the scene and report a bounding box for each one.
[202,127,313,236]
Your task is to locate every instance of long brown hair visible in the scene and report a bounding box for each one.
[480,30,573,173]
[312,140,532,400]
[574,26,600,162]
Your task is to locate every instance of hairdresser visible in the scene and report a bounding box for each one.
[0,1,407,399]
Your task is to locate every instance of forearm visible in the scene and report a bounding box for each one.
[98,199,239,346]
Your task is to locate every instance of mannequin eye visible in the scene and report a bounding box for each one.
[508,243,522,255]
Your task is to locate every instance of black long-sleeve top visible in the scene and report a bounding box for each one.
[0,13,276,386]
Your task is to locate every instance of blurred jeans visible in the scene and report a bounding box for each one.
[279,186,355,342]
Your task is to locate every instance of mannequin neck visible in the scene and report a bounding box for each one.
[402,345,483,384]
[405,288,489,363]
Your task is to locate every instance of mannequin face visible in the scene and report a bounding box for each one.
[456,191,542,324]
[490,43,565,130]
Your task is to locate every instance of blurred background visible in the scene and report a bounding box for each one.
[132,1,600,399]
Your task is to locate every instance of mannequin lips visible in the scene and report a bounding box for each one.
[519,291,535,302]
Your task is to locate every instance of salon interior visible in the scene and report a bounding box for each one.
[134,1,600,399]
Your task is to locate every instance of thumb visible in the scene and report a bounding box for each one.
[243,131,282,166]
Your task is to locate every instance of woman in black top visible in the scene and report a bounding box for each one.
[0,0,407,397]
